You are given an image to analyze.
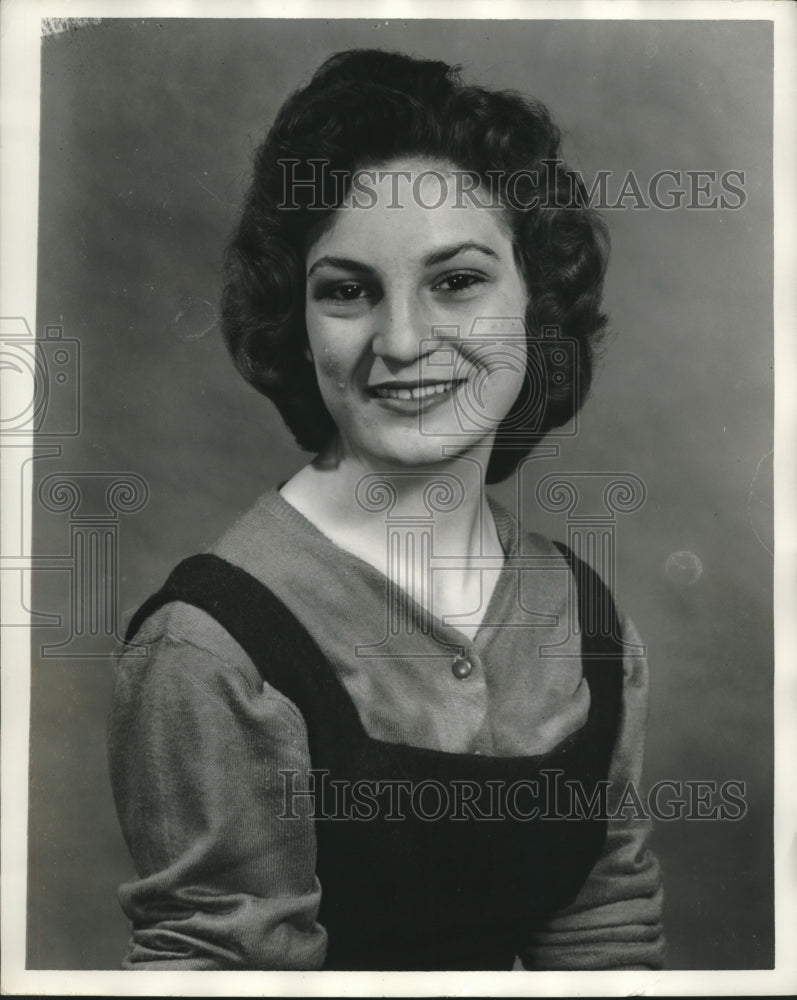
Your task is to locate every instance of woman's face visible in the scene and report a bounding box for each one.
[304,158,529,473]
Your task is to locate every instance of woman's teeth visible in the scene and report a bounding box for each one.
[375,382,455,401]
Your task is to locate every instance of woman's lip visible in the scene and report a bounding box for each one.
[368,378,466,398]
[368,379,466,414]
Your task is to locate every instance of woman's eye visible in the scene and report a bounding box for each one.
[322,282,369,302]
[433,272,485,293]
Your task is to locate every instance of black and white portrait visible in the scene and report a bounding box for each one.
[1,4,794,996]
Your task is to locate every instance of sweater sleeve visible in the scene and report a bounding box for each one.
[518,612,666,971]
[107,603,327,970]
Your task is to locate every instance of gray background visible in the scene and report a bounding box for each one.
[28,18,773,969]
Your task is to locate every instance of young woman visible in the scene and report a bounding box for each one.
[109,49,664,971]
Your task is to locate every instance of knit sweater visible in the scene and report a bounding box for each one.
[108,488,665,970]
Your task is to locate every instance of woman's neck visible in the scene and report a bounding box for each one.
[284,447,498,553]
[280,444,506,635]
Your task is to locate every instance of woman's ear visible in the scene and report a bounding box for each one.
[303,343,314,364]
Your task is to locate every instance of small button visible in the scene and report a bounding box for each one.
[451,655,473,679]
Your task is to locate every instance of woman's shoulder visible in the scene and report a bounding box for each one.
[124,597,248,665]
[488,491,645,657]
[118,487,309,697]
[116,593,310,737]
[124,487,288,642]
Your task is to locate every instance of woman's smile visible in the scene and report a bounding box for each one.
[367,377,468,417]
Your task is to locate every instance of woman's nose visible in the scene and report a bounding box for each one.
[370,291,429,364]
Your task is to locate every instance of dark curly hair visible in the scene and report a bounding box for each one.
[221,49,609,483]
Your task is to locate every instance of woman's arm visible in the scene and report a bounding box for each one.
[108,602,327,970]
[518,613,665,971]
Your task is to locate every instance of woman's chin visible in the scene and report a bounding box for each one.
[346,431,495,474]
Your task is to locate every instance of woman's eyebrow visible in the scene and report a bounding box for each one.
[307,242,500,278]
[423,241,500,266]
[307,256,373,278]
